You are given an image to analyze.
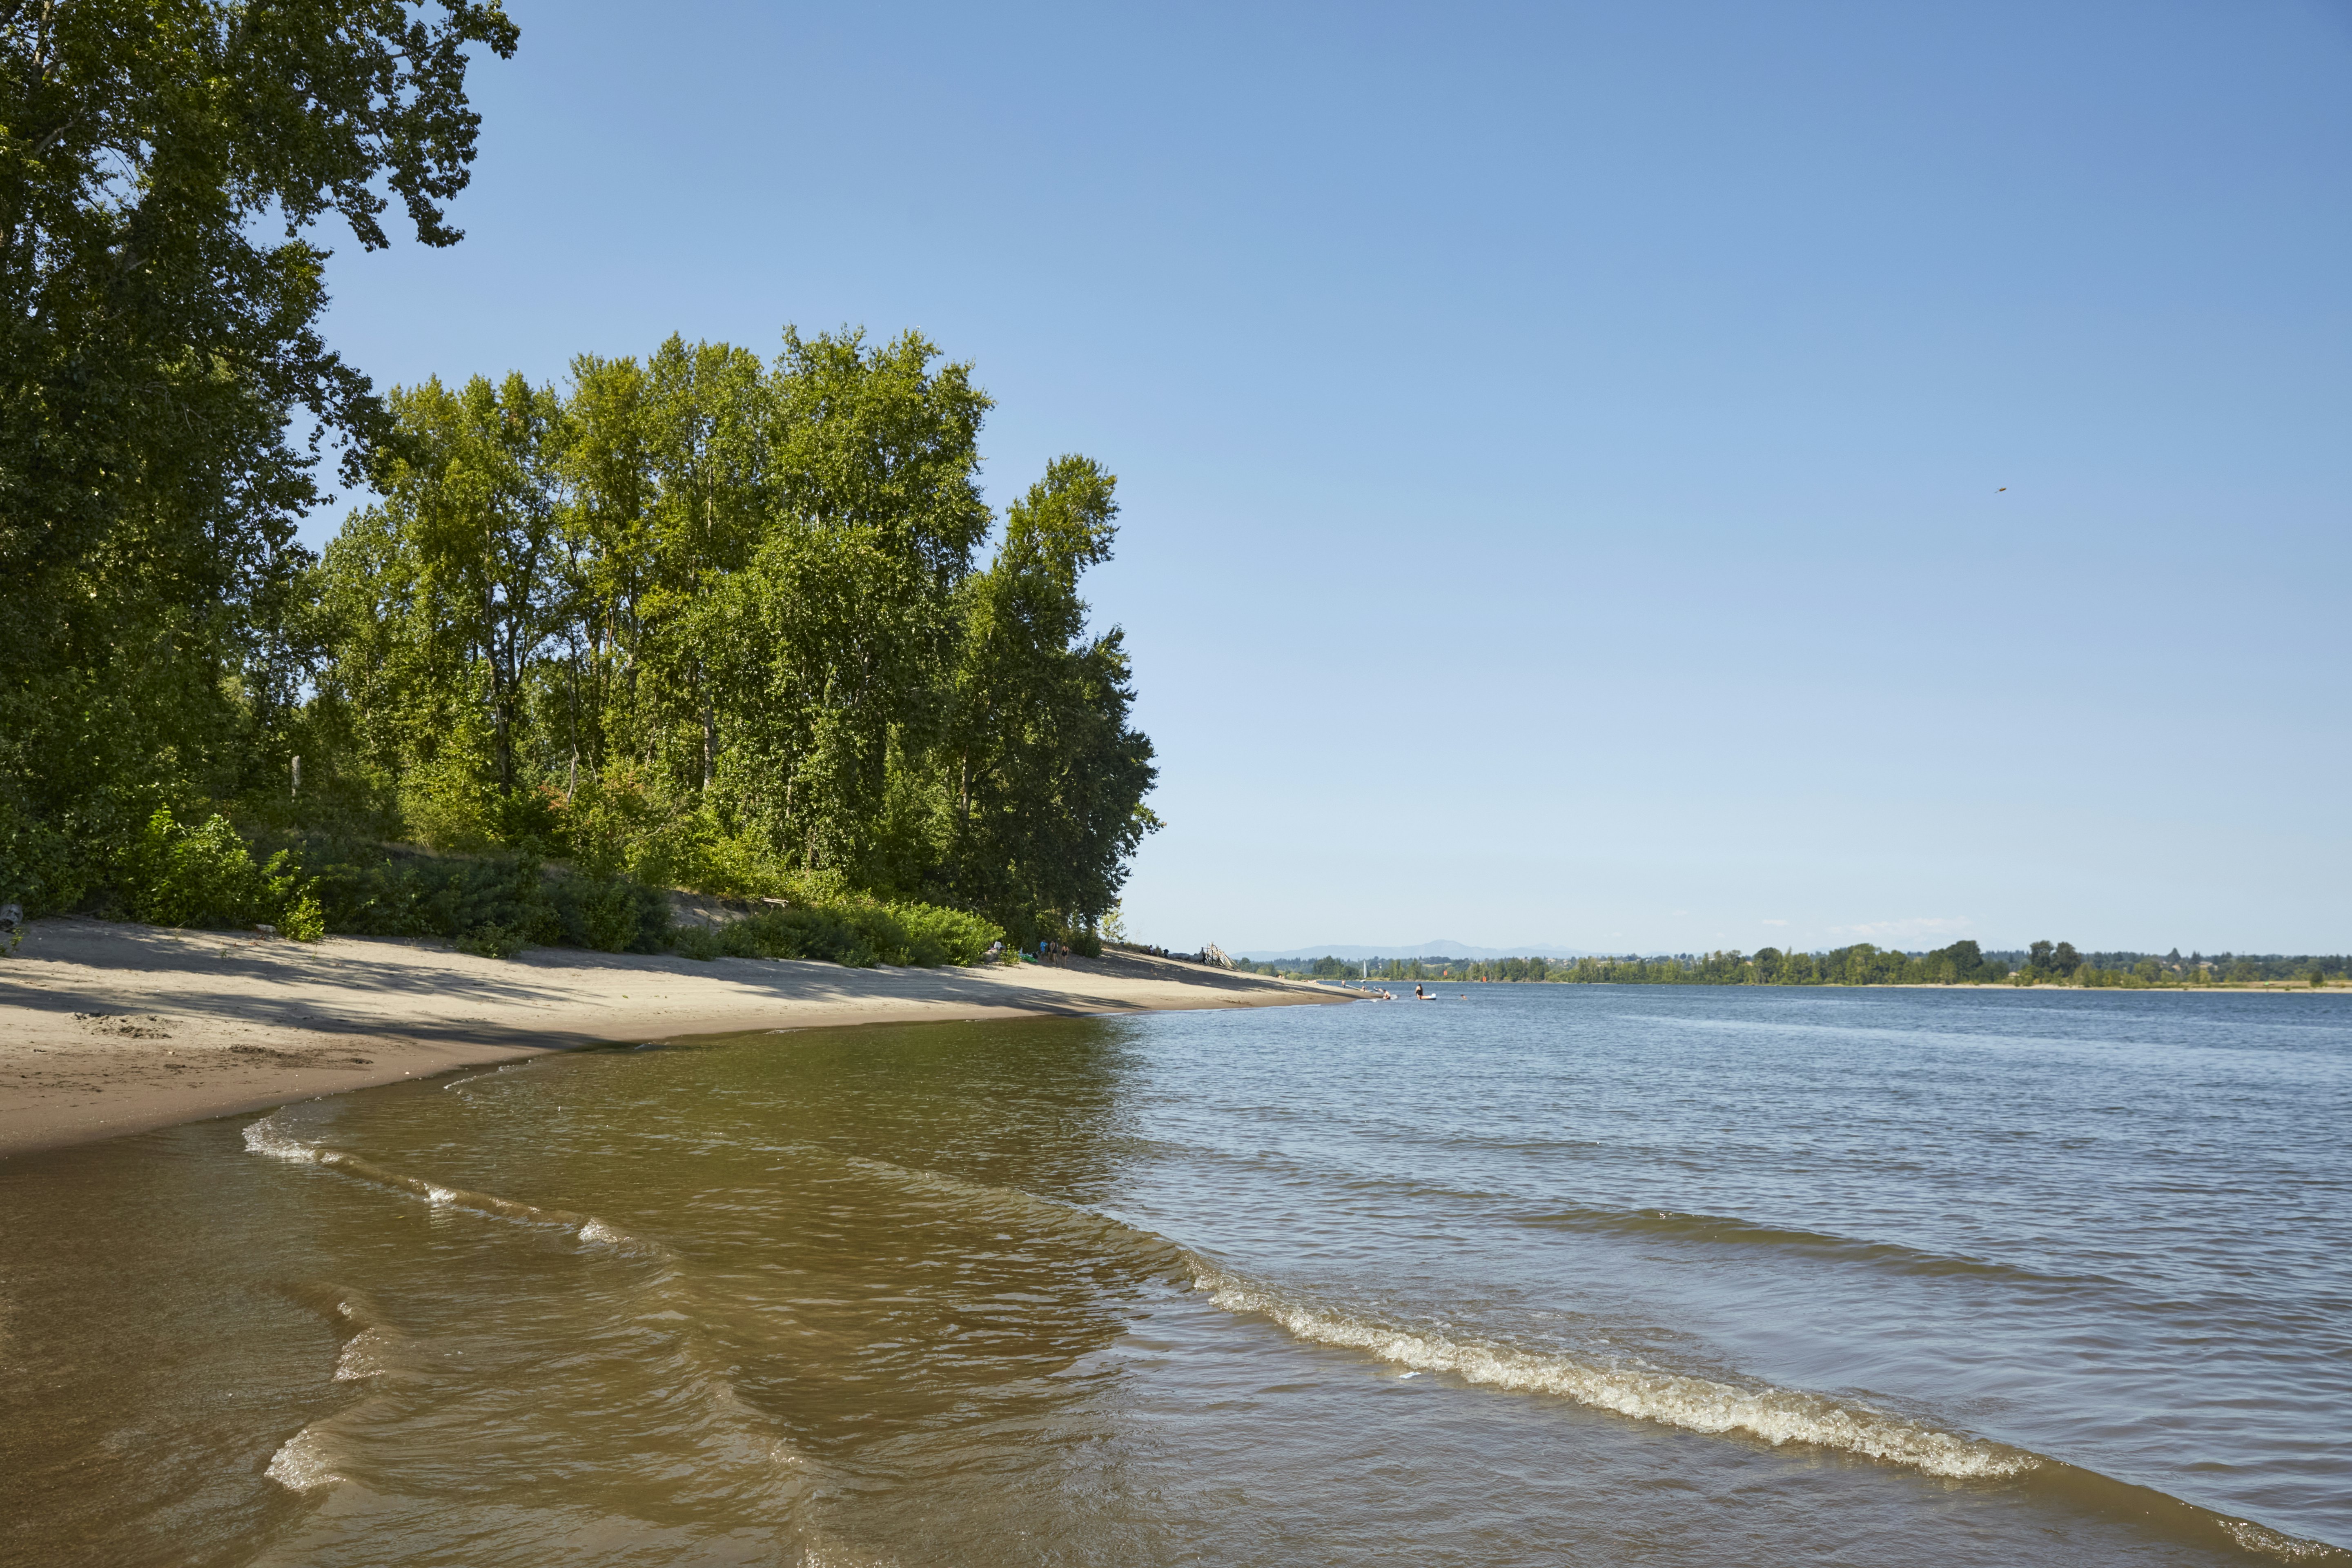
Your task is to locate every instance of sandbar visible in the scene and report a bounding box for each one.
[0,918,1347,1158]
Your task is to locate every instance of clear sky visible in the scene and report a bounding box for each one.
[307,1,2352,956]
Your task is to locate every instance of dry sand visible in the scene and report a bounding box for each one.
[0,918,1348,1158]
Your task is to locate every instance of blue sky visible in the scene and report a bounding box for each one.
[309,1,2351,955]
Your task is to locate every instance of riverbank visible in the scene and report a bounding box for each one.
[0,918,1344,1158]
[1326,978,2339,993]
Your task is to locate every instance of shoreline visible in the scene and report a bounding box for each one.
[0,918,1348,1160]
[1320,978,2337,994]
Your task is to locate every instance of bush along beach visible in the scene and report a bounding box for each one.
[38,807,1007,971]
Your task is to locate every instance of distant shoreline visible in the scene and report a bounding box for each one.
[0,919,1346,1160]
[1898,980,2341,993]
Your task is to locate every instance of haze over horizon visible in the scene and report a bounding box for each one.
[307,1,2350,955]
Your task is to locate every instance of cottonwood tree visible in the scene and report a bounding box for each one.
[315,373,568,844]
[936,456,1158,938]
[309,327,1158,939]
[704,330,989,881]
[0,0,517,902]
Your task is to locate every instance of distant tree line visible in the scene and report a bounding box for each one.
[1238,943,2347,988]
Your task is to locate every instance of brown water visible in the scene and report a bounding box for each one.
[2,989,2346,1565]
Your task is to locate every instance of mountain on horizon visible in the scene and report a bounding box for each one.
[1232,941,1597,962]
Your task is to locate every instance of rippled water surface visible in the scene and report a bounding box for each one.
[3,986,2347,1565]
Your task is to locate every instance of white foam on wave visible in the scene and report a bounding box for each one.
[244,1113,669,1263]
[2221,1518,2351,1563]
[830,1152,2032,1483]
[1191,1263,2038,1480]
[333,1327,397,1382]
[263,1425,341,1491]
[241,1113,320,1162]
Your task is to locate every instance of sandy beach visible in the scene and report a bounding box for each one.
[0,918,1346,1158]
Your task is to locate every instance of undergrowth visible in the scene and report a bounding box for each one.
[294,838,671,956]
[670,899,1000,969]
[27,809,1000,968]
[117,808,324,940]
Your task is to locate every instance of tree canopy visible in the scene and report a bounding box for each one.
[1,9,1157,951]
[0,0,517,907]
[305,330,1156,945]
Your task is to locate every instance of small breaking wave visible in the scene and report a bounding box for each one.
[1188,1260,2036,1479]
[333,1328,382,1382]
[824,1149,2033,1481]
[804,1149,2032,1482]
[243,1113,657,1256]
[263,1425,340,1492]
[1185,1261,2352,1560]
[2220,1518,2352,1564]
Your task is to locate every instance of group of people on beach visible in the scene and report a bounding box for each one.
[986,938,1074,967]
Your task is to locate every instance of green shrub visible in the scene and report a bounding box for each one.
[305,844,560,954]
[491,786,567,856]
[584,879,639,953]
[545,871,668,953]
[884,901,1004,966]
[555,768,668,880]
[280,892,327,943]
[454,922,530,960]
[580,876,656,953]
[293,840,671,960]
[669,897,1000,968]
[103,817,990,969]
[673,923,724,962]
[0,795,105,917]
[118,808,316,933]
[397,753,500,854]
[122,810,255,927]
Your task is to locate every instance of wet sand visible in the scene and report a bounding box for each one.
[0,918,1345,1158]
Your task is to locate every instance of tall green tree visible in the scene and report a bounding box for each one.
[707,520,941,878]
[638,336,770,793]
[553,350,656,781]
[937,456,1158,938]
[314,373,566,844]
[702,330,992,879]
[0,0,517,905]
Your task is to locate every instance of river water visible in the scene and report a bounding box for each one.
[2,985,2346,1565]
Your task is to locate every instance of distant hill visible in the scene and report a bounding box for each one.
[1233,941,1598,962]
